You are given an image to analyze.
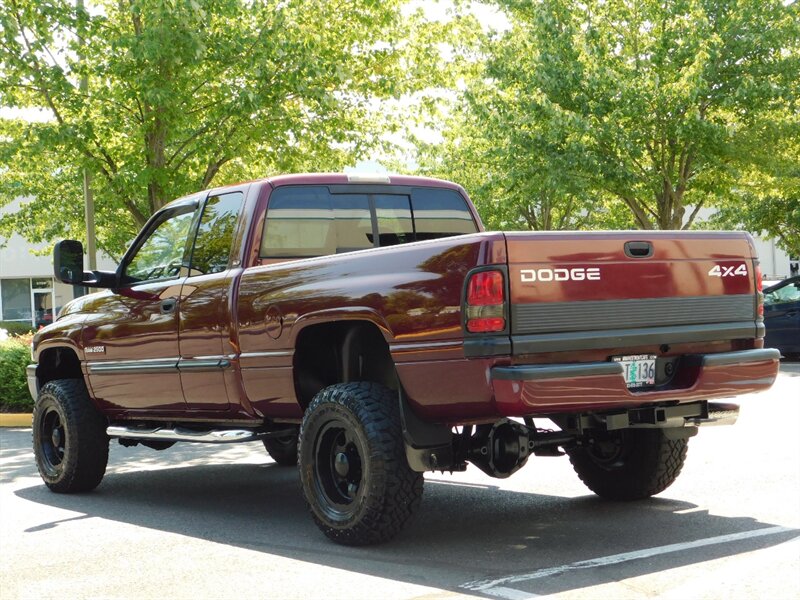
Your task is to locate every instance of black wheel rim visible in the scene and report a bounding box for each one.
[313,419,365,519]
[39,406,66,475]
[272,435,296,448]
[587,432,628,469]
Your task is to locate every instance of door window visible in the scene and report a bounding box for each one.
[765,281,800,305]
[189,192,244,275]
[124,208,196,283]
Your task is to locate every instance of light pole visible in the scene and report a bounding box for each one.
[77,0,97,276]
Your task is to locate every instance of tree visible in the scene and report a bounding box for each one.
[0,0,440,256]
[710,123,800,256]
[419,0,799,232]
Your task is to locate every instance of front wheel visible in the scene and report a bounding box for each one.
[32,379,109,493]
[567,429,688,500]
[298,382,423,545]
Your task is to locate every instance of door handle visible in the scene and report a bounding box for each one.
[624,241,653,258]
[160,298,177,314]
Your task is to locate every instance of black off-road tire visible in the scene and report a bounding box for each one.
[32,379,109,493]
[298,382,424,545]
[567,429,688,500]
[263,427,299,466]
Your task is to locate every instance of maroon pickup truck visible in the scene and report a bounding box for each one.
[28,173,779,545]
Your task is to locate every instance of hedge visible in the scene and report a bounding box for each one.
[0,334,33,412]
[0,321,35,336]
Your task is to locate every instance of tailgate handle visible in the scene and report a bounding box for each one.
[624,241,653,258]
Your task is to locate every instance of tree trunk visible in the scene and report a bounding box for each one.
[145,114,167,213]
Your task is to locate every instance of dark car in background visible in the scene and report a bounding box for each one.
[764,276,800,357]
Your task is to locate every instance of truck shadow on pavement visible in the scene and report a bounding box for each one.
[10,436,798,598]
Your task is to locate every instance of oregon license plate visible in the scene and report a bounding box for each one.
[613,354,657,388]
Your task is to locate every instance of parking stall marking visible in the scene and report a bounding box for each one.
[460,526,798,598]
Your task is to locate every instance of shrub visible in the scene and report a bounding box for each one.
[0,334,34,412]
[0,321,35,336]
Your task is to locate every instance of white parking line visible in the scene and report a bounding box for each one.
[461,526,797,596]
[483,586,541,600]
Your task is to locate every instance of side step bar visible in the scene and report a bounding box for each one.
[106,425,293,444]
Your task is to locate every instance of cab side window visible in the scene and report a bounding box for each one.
[411,188,477,241]
[124,208,195,283]
[189,192,244,275]
[261,187,372,258]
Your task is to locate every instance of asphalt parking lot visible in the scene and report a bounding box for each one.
[2,361,799,600]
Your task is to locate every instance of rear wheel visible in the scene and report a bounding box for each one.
[263,427,299,466]
[33,379,109,493]
[298,382,423,545]
[567,429,688,500]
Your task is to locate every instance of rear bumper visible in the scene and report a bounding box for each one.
[491,348,780,416]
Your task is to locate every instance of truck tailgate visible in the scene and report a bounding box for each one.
[504,231,759,353]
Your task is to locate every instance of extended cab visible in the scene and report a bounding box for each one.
[28,173,780,545]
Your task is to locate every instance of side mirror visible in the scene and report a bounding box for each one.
[53,240,85,284]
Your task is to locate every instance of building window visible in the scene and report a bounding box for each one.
[0,277,61,329]
[0,279,32,322]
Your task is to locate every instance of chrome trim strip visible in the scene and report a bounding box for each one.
[389,340,464,352]
[177,358,231,371]
[88,356,235,374]
[88,359,178,374]
[239,350,294,359]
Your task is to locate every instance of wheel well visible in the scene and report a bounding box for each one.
[293,321,396,411]
[37,347,82,387]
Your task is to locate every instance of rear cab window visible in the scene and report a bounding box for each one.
[260,185,477,259]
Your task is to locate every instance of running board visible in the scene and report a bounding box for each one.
[107,425,268,444]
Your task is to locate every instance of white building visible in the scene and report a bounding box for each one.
[0,197,115,329]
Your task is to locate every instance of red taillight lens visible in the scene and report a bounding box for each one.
[467,271,504,306]
[467,317,505,333]
[466,270,506,333]
[755,262,764,317]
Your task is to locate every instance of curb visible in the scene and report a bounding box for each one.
[0,413,32,427]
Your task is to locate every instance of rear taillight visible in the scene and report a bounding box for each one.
[755,261,764,317]
[466,270,506,333]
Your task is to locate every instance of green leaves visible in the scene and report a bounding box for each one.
[0,0,435,256]
[419,0,798,234]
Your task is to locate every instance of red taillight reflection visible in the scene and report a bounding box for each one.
[755,262,764,317]
[467,271,504,306]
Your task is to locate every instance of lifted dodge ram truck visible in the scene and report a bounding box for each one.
[28,173,780,545]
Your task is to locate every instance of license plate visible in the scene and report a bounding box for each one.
[613,354,657,388]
